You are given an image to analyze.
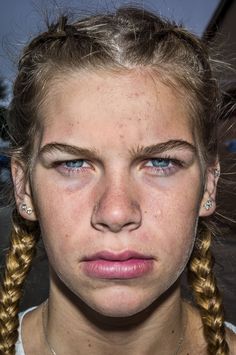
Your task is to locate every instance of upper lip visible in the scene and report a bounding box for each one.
[82,250,153,261]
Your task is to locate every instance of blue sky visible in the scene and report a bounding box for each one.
[0,0,220,96]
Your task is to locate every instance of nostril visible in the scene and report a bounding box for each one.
[125,221,139,230]
[90,194,142,233]
[91,219,141,233]
[97,222,109,231]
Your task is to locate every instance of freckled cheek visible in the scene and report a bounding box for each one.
[37,207,89,267]
[140,181,200,258]
[32,167,95,213]
[141,171,201,213]
[33,181,93,255]
[147,210,196,273]
[143,189,199,221]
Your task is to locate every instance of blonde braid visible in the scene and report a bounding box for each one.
[0,213,38,354]
[188,225,229,355]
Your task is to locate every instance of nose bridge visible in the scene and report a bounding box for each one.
[91,171,142,233]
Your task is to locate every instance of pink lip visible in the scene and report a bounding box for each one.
[82,251,154,279]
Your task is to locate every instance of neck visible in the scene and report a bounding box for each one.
[43,276,187,355]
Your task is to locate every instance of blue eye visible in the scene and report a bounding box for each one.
[150,159,170,168]
[56,159,91,176]
[144,158,181,177]
[64,160,85,168]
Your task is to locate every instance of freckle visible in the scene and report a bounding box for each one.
[171,330,174,334]
[65,234,69,239]
[144,210,147,214]
[87,340,92,348]
[119,134,124,139]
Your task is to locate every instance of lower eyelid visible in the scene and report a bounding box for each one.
[53,160,92,174]
[144,161,180,176]
[150,166,178,176]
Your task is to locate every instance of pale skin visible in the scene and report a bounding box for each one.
[12,69,235,354]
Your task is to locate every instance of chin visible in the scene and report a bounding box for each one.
[82,285,161,318]
[54,269,175,319]
[92,302,144,318]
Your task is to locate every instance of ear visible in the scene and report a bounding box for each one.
[199,163,220,217]
[11,159,37,221]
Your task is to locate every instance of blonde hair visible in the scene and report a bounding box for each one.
[0,213,40,353]
[0,6,229,354]
[189,224,229,354]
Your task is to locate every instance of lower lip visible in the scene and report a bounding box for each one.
[82,259,154,279]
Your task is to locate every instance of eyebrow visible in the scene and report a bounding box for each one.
[38,143,100,160]
[38,139,196,161]
[129,140,197,159]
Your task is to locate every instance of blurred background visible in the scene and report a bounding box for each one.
[0,0,236,323]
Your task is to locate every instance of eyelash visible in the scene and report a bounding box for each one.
[143,157,183,177]
[54,156,184,177]
[55,159,92,175]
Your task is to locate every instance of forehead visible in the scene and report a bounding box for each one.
[38,69,194,148]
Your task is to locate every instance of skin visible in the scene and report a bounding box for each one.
[13,69,221,354]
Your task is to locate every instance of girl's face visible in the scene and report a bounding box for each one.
[14,70,217,317]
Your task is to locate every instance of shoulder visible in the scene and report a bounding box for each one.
[16,338,25,355]
[225,322,236,354]
[225,322,236,334]
[16,307,38,355]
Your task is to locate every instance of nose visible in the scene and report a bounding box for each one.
[91,180,142,233]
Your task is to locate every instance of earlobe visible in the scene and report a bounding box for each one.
[19,203,34,216]
[11,159,37,221]
[199,166,220,217]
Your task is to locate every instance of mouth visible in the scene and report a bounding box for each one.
[81,251,154,279]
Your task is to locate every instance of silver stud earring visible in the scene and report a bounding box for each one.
[214,169,220,178]
[20,203,33,215]
[204,199,213,211]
